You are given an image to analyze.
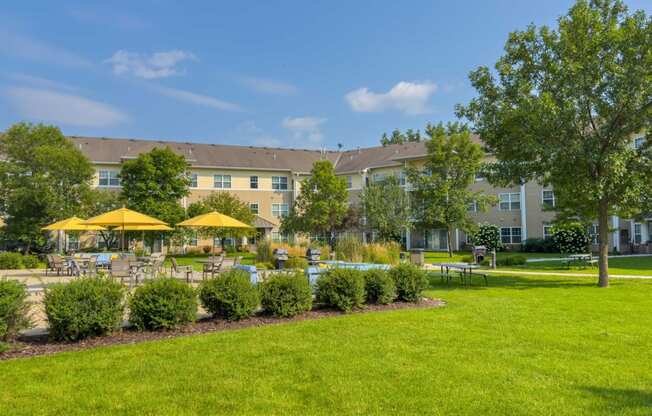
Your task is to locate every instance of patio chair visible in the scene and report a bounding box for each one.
[171,258,194,283]
[202,255,225,280]
[46,254,67,276]
[111,259,134,286]
[86,257,98,277]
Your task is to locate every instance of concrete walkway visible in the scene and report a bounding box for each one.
[482,269,652,279]
[526,254,652,262]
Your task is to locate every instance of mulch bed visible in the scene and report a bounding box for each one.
[1,298,445,361]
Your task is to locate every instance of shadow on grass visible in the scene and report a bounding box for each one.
[581,386,652,413]
[427,272,602,291]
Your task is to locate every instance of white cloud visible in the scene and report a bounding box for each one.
[105,50,197,79]
[282,116,327,144]
[345,81,437,115]
[150,85,242,112]
[0,29,92,68]
[4,73,79,92]
[6,87,127,127]
[241,77,298,95]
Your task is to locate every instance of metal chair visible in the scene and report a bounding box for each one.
[171,258,194,283]
[111,259,133,286]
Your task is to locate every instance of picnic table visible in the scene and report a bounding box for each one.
[564,254,597,268]
[434,262,488,287]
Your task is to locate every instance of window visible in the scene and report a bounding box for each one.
[271,231,289,243]
[634,223,643,244]
[188,234,197,247]
[346,176,353,189]
[215,237,235,247]
[398,171,406,187]
[98,170,120,187]
[542,190,555,208]
[67,234,79,251]
[543,225,554,239]
[468,200,478,212]
[250,176,258,189]
[272,176,288,190]
[635,137,645,149]
[213,174,231,189]
[249,203,259,215]
[501,227,522,244]
[189,173,198,188]
[499,193,521,210]
[372,173,386,183]
[588,224,599,244]
[272,203,289,218]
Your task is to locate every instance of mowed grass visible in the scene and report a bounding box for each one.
[505,255,652,276]
[163,252,257,271]
[2,274,652,415]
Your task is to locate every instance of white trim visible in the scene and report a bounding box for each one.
[520,184,527,240]
[612,216,620,251]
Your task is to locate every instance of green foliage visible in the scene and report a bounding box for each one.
[361,175,411,242]
[280,160,348,241]
[335,234,363,262]
[315,268,365,312]
[21,255,39,269]
[128,278,197,331]
[521,238,559,253]
[284,257,309,270]
[120,147,189,226]
[457,0,652,285]
[199,270,259,320]
[255,262,275,270]
[405,123,495,257]
[0,279,32,342]
[0,123,95,251]
[471,223,503,251]
[380,128,422,146]
[362,242,401,265]
[389,263,428,303]
[0,252,25,269]
[553,223,590,254]
[187,192,255,242]
[496,255,527,267]
[44,276,125,341]
[259,272,312,317]
[363,269,396,304]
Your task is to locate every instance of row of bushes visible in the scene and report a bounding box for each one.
[0,252,40,270]
[0,263,430,345]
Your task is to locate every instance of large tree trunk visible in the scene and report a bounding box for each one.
[597,200,610,288]
[447,226,453,258]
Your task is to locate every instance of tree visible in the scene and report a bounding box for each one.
[119,147,189,226]
[457,0,652,286]
[406,123,495,257]
[0,123,95,252]
[360,175,411,242]
[380,128,422,146]
[280,160,348,245]
[186,192,255,248]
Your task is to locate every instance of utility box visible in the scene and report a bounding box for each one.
[472,246,487,264]
[410,249,424,266]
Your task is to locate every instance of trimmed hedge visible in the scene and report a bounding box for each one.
[44,276,125,341]
[389,263,428,303]
[0,252,25,270]
[129,278,197,330]
[0,279,32,343]
[315,268,365,312]
[259,272,312,317]
[199,270,259,321]
[363,269,396,304]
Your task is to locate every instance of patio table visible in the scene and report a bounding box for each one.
[434,262,487,286]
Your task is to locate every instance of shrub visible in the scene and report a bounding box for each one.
[202,245,212,254]
[0,252,24,270]
[521,238,558,253]
[362,242,401,265]
[553,223,590,254]
[315,268,365,312]
[0,279,32,342]
[272,243,305,258]
[129,278,197,331]
[21,255,40,269]
[335,234,363,262]
[495,255,527,267]
[363,269,396,304]
[44,276,125,341]
[389,263,428,303]
[259,272,312,317]
[199,270,259,320]
[255,262,275,270]
[284,257,309,270]
[471,223,504,251]
[461,255,474,263]
[256,238,274,263]
[319,245,331,260]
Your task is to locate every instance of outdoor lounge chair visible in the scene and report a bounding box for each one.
[171,258,194,283]
[111,259,134,286]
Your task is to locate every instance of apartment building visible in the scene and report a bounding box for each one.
[70,135,649,253]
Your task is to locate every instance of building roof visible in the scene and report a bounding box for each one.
[68,134,482,174]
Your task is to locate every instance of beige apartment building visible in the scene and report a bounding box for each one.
[70,135,651,253]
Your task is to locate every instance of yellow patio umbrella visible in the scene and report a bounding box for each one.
[42,216,107,252]
[177,211,252,257]
[83,208,167,251]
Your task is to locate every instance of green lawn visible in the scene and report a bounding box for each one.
[2,274,652,415]
[163,252,257,271]
[504,255,652,276]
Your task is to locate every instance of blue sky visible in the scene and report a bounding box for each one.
[1,0,650,150]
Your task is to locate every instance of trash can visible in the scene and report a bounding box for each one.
[410,249,424,266]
